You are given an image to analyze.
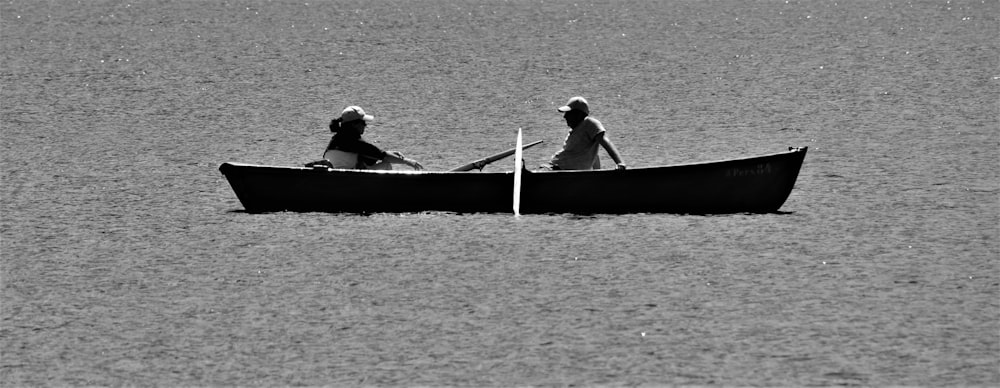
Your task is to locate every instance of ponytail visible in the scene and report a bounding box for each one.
[329,118,342,133]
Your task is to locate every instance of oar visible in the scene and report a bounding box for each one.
[513,128,523,216]
[448,140,543,172]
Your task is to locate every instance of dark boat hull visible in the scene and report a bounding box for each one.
[219,147,807,214]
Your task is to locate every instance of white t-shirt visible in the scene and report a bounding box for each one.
[548,116,605,170]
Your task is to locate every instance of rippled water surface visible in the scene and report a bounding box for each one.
[2,0,998,386]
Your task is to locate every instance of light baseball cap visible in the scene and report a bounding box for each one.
[340,106,374,123]
[557,96,589,114]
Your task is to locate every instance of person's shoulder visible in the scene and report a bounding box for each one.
[583,116,605,131]
[357,137,386,154]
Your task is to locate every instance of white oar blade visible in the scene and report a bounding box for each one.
[513,128,523,216]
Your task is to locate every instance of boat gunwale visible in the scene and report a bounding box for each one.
[220,147,807,175]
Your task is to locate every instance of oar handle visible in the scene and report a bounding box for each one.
[449,140,544,172]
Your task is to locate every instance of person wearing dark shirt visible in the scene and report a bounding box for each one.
[322,106,423,170]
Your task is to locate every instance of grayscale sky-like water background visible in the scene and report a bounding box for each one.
[2,0,997,386]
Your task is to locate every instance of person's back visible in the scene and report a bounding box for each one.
[323,149,362,169]
[324,128,385,169]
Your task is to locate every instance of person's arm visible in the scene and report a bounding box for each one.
[598,135,626,170]
[384,151,424,170]
[354,139,424,170]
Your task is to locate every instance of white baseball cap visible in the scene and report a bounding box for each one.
[340,106,374,123]
[557,96,589,114]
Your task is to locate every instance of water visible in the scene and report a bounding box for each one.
[2,0,998,386]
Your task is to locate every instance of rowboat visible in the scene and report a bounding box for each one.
[219,147,807,214]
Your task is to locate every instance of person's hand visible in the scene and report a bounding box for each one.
[408,159,424,170]
[616,163,627,171]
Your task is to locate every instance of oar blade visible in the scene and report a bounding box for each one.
[513,128,523,216]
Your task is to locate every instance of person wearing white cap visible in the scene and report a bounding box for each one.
[541,96,626,171]
[318,106,423,170]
